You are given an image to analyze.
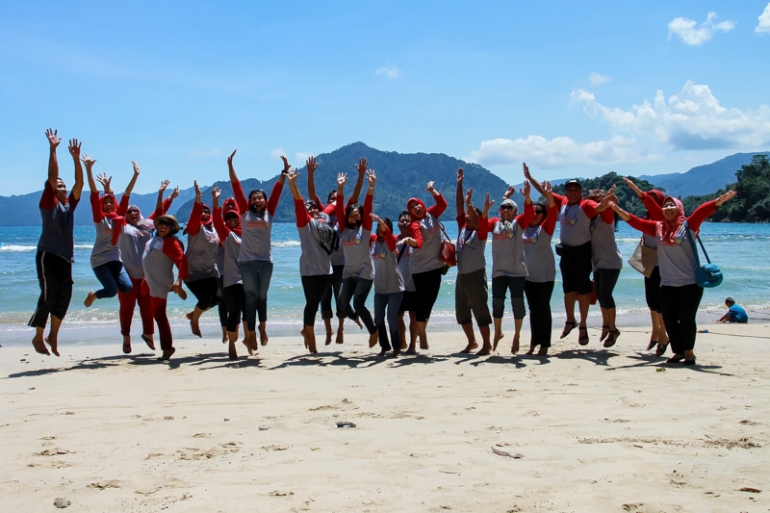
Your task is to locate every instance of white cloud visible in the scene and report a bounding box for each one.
[668,12,735,45]
[375,66,402,79]
[589,72,611,85]
[295,152,313,165]
[466,135,653,169]
[757,3,770,34]
[571,81,770,150]
[270,148,285,159]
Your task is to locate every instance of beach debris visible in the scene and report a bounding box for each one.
[53,498,71,508]
[270,490,295,497]
[739,419,758,425]
[656,368,666,372]
[261,444,289,451]
[163,416,174,421]
[259,426,270,431]
[88,480,120,490]
[192,433,210,438]
[698,329,709,333]
[311,447,320,451]
[336,421,356,428]
[439,469,461,475]
[633,444,644,449]
[224,418,230,422]
[739,487,761,493]
[491,446,523,458]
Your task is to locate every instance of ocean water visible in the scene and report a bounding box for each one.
[1,222,769,343]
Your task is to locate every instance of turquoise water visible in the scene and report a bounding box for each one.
[1,222,769,343]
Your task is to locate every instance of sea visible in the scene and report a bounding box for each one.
[1,222,769,345]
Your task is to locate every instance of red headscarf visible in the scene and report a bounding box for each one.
[100,193,119,220]
[644,189,665,220]
[222,198,242,237]
[407,198,426,220]
[658,196,686,245]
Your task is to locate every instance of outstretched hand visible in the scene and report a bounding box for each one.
[483,192,494,213]
[622,176,643,197]
[457,168,464,183]
[522,162,532,181]
[96,172,112,190]
[45,128,61,149]
[426,181,436,194]
[503,185,515,199]
[367,169,377,187]
[370,212,383,224]
[131,160,140,176]
[465,188,473,205]
[68,139,82,160]
[170,186,179,200]
[228,149,237,166]
[520,180,531,199]
[306,156,318,174]
[81,154,97,169]
[280,155,290,174]
[355,157,368,175]
[715,190,737,207]
[337,172,348,188]
[159,180,171,193]
[542,180,554,198]
[211,185,221,200]
[287,169,299,183]
[194,180,202,197]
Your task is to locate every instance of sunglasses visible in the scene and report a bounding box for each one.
[500,205,515,210]
[127,209,140,214]
[157,220,173,227]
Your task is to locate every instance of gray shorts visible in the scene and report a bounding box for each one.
[455,268,492,327]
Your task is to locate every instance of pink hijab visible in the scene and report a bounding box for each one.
[658,196,686,245]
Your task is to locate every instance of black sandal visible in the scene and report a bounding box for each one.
[560,321,577,339]
[666,354,684,364]
[646,339,658,351]
[655,341,669,356]
[603,329,620,348]
[578,326,589,346]
[600,324,609,342]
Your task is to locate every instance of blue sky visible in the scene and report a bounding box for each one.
[2,1,769,195]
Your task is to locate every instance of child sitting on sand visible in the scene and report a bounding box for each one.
[718,297,748,324]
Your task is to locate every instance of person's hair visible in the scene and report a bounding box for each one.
[534,201,547,215]
[327,190,336,203]
[248,189,268,204]
[473,207,482,217]
[380,217,393,232]
[399,210,410,220]
[345,203,362,226]
[725,297,735,306]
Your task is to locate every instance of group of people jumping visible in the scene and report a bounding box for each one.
[29,128,737,364]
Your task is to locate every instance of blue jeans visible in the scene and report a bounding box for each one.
[337,276,376,334]
[375,292,404,351]
[93,261,133,299]
[240,260,273,331]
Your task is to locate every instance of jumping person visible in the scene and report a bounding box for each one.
[184,180,222,338]
[402,181,448,353]
[111,163,177,353]
[487,169,534,354]
[308,156,367,344]
[82,155,133,308]
[610,190,736,365]
[587,187,623,348]
[396,211,418,353]
[370,214,404,357]
[29,129,84,356]
[228,149,288,350]
[455,169,494,355]
[525,165,612,346]
[211,186,249,359]
[286,168,334,354]
[142,214,188,361]
[522,181,558,356]
[335,168,379,348]
[621,178,669,354]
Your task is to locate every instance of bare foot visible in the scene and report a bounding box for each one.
[241,337,254,356]
[301,328,309,349]
[537,346,549,356]
[84,291,97,308]
[141,334,156,350]
[404,348,417,355]
[258,324,269,346]
[400,341,407,350]
[460,341,478,354]
[122,336,132,354]
[336,327,344,344]
[159,347,176,361]
[187,313,202,338]
[419,338,429,350]
[306,331,318,354]
[493,331,504,351]
[31,335,50,356]
[221,327,227,343]
[325,327,333,346]
[526,344,536,355]
[229,341,238,360]
[247,331,259,352]
[354,315,363,329]
[511,334,520,355]
[45,336,60,357]
[477,344,492,356]
[368,330,379,348]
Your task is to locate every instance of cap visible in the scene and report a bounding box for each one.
[500,198,518,209]
[564,178,582,188]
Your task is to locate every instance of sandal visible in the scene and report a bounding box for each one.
[600,324,609,342]
[603,329,620,348]
[578,326,589,346]
[655,341,669,356]
[646,339,658,351]
[560,321,577,339]
[666,354,684,364]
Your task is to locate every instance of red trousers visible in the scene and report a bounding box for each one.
[118,277,154,337]
[150,295,173,351]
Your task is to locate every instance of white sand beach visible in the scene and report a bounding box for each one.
[1,323,769,512]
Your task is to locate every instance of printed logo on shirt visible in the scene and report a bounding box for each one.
[246,219,270,229]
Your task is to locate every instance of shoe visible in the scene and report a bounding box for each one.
[683,358,697,366]
[600,324,609,342]
[655,342,669,356]
[560,321,577,339]
[578,326,589,346]
[603,329,620,348]
[666,354,684,364]
[646,339,658,351]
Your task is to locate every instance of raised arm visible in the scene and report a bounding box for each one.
[266,155,289,216]
[123,161,141,198]
[455,168,465,218]
[335,172,348,229]
[426,181,447,218]
[82,155,103,222]
[476,192,492,240]
[362,170,375,231]
[523,162,546,197]
[45,128,61,190]
[687,191,735,232]
[96,172,113,195]
[155,180,171,218]
[227,149,248,214]
[287,170,311,228]
[68,138,84,201]
[306,156,323,207]
[187,180,203,236]
[541,181,558,236]
[515,181,535,227]
[371,213,397,251]
[348,157,368,206]
[611,203,657,237]
[211,186,229,241]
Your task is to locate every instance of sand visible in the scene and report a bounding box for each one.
[1,322,769,512]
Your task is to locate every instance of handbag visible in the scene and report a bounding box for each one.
[439,223,457,267]
[684,221,723,288]
[627,239,645,275]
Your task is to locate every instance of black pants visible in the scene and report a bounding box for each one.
[217,277,228,327]
[223,283,245,332]
[492,275,526,319]
[186,276,222,311]
[411,268,443,323]
[29,250,73,329]
[320,264,345,320]
[559,242,592,295]
[644,267,662,312]
[302,274,331,327]
[337,276,376,334]
[594,268,620,309]
[661,284,703,354]
[524,280,554,347]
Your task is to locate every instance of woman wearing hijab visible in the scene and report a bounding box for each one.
[142,214,188,361]
[184,180,222,338]
[401,180,448,353]
[82,155,134,309]
[370,214,404,357]
[111,162,177,353]
[621,178,669,355]
[29,129,84,357]
[211,186,249,359]
[522,181,558,356]
[610,190,736,365]
[335,167,379,348]
[286,167,334,354]
[228,149,288,350]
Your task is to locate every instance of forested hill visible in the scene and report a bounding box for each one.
[174,142,516,224]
